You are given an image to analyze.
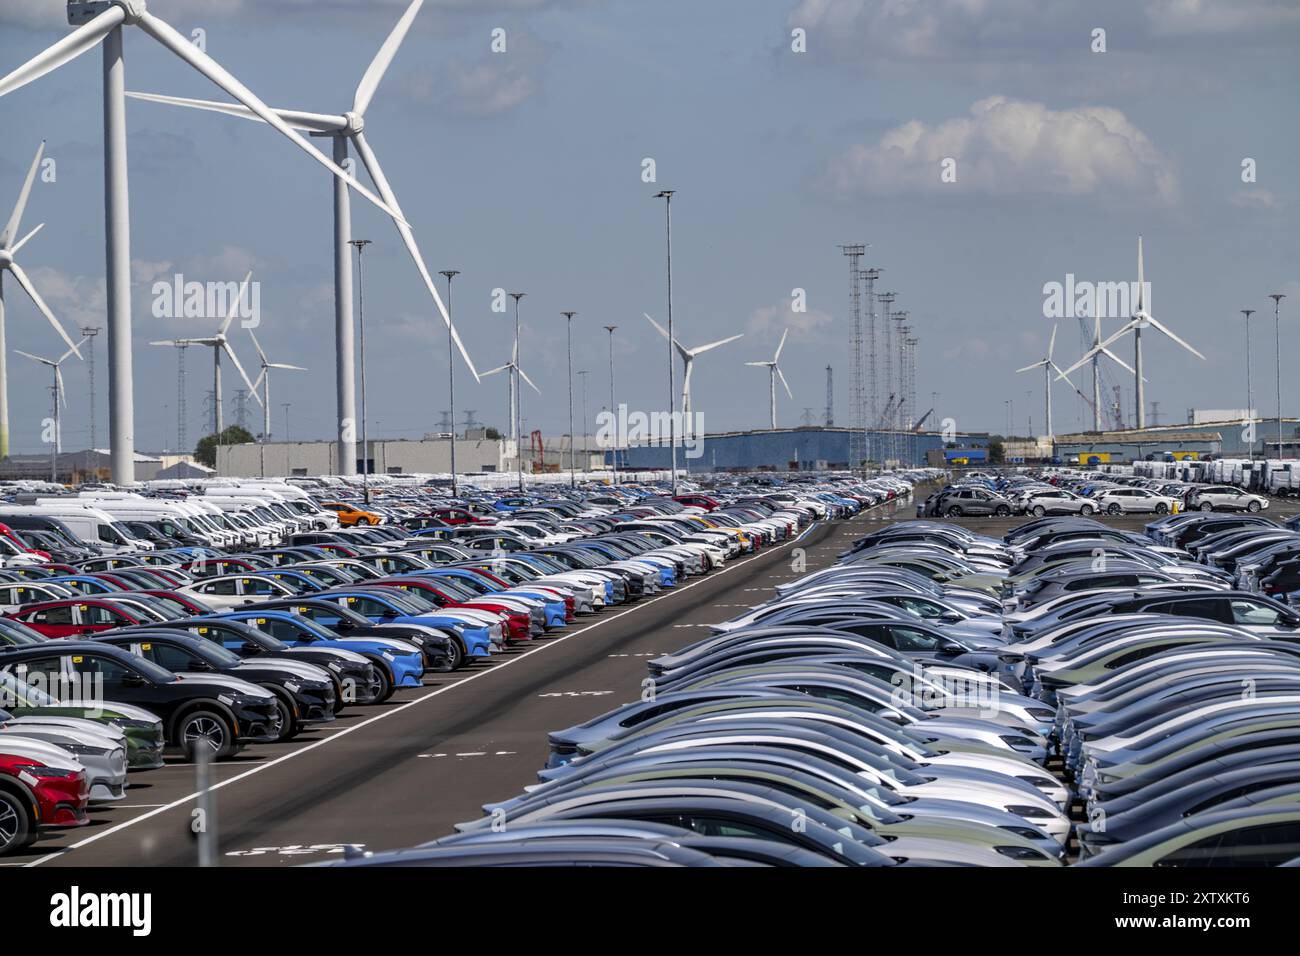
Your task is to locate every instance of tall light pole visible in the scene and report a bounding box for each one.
[1242,309,1255,458]
[654,189,678,494]
[510,293,526,492]
[349,239,373,504]
[282,403,291,443]
[578,369,589,480]
[604,325,618,482]
[562,311,577,488]
[440,270,461,496]
[1271,294,1286,459]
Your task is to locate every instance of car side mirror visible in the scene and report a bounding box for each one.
[121,673,148,687]
[939,612,962,623]
[938,641,963,656]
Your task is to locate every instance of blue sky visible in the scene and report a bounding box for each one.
[1,0,1297,453]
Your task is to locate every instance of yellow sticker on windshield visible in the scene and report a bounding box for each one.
[71,656,83,664]
[141,643,152,651]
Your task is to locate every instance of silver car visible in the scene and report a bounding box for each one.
[1091,487,1178,515]
[1188,486,1269,513]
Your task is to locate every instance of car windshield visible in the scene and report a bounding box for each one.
[0,668,56,705]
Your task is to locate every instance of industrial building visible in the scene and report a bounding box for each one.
[1054,416,1300,465]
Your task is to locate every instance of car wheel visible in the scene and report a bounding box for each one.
[1248,500,1262,513]
[1200,501,1214,512]
[1107,503,1122,515]
[432,638,465,673]
[179,710,236,760]
[945,506,963,518]
[1032,505,1047,517]
[1155,502,1169,514]
[368,662,393,703]
[0,790,36,856]
[355,517,372,526]
[271,693,299,742]
[1080,504,1095,516]
[994,505,1011,517]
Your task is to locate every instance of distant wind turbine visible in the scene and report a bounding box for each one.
[150,271,261,435]
[248,329,306,442]
[745,329,792,429]
[0,141,84,459]
[642,312,742,416]
[1016,324,1081,439]
[482,341,539,461]
[16,336,88,460]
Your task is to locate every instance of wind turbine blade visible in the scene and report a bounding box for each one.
[222,341,262,403]
[642,312,670,341]
[8,262,81,358]
[56,365,67,409]
[353,0,424,116]
[1016,360,1047,374]
[13,349,52,366]
[1057,346,1104,379]
[1145,315,1207,361]
[2,141,44,248]
[136,12,408,227]
[248,327,268,365]
[744,361,770,368]
[59,337,89,365]
[252,369,266,391]
[1048,323,1057,360]
[1099,347,1135,375]
[150,338,219,347]
[1050,362,1080,392]
[9,222,45,256]
[690,333,744,355]
[0,6,125,99]
[126,91,346,133]
[774,328,789,362]
[1096,320,1139,354]
[268,363,307,371]
[218,271,254,336]
[481,364,510,377]
[1136,235,1145,314]
[517,366,541,394]
[777,365,793,400]
[351,133,478,380]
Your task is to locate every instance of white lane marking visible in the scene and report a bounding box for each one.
[23,514,825,867]
[607,652,657,657]
[537,691,614,698]
[417,751,517,758]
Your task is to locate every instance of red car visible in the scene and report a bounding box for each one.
[427,508,492,526]
[6,598,153,638]
[0,747,90,855]
[371,578,533,642]
[673,494,720,512]
[0,522,51,562]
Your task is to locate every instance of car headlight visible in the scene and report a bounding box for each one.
[1005,804,1053,819]
[14,763,79,779]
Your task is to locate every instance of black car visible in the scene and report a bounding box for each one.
[95,631,336,740]
[115,617,379,712]
[0,641,279,759]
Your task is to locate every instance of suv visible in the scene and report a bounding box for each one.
[1188,486,1269,513]
[1091,487,1179,515]
[937,488,1012,518]
[1018,489,1098,517]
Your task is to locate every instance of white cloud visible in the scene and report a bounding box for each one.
[826,96,1180,204]
[399,30,553,117]
[1144,0,1300,35]
[747,297,835,344]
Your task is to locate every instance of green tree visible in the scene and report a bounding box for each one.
[484,426,503,440]
[988,439,1005,465]
[194,425,255,468]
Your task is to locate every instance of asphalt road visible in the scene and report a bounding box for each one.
[9,493,918,868]
[13,490,1297,867]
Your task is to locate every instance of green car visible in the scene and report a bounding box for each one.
[1077,806,1300,866]
[0,669,165,769]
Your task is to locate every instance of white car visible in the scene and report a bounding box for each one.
[1018,489,1099,517]
[1188,486,1269,513]
[1090,487,1179,515]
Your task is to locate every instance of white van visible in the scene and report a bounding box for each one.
[17,501,151,553]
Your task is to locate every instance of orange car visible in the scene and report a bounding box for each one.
[320,501,383,527]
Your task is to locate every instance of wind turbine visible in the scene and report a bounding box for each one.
[0,1,405,484]
[642,312,742,416]
[745,329,792,430]
[16,336,87,477]
[150,271,261,436]
[1059,236,1204,430]
[1060,295,1136,432]
[0,141,84,460]
[126,0,479,477]
[248,329,305,443]
[482,342,539,471]
[1016,324,1083,439]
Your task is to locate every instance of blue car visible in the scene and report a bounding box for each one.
[218,608,425,695]
[418,568,568,629]
[310,588,498,659]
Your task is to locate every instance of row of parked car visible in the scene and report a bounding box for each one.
[0,472,930,857]
[922,471,1272,518]
[345,504,1300,866]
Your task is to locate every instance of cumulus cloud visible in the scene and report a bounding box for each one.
[398,30,553,117]
[1144,0,1300,35]
[747,296,836,346]
[825,96,1180,204]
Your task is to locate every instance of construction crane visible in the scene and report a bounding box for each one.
[912,408,934,432]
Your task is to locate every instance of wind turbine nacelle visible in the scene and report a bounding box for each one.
[69,1,144,26]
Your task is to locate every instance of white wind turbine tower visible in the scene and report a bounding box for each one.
[127,0,478,477]
[248,329,305,443]
[482,342,540,467]
[0,141,84,460]
[16,336,87,468]
[1016,324,1084,439]
[0,0,405,485]
[150,271,261,435]
[1059,236,1204,430]
[1067,294,1136,432]
[745,329,793,430]
[642,312,742,416]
